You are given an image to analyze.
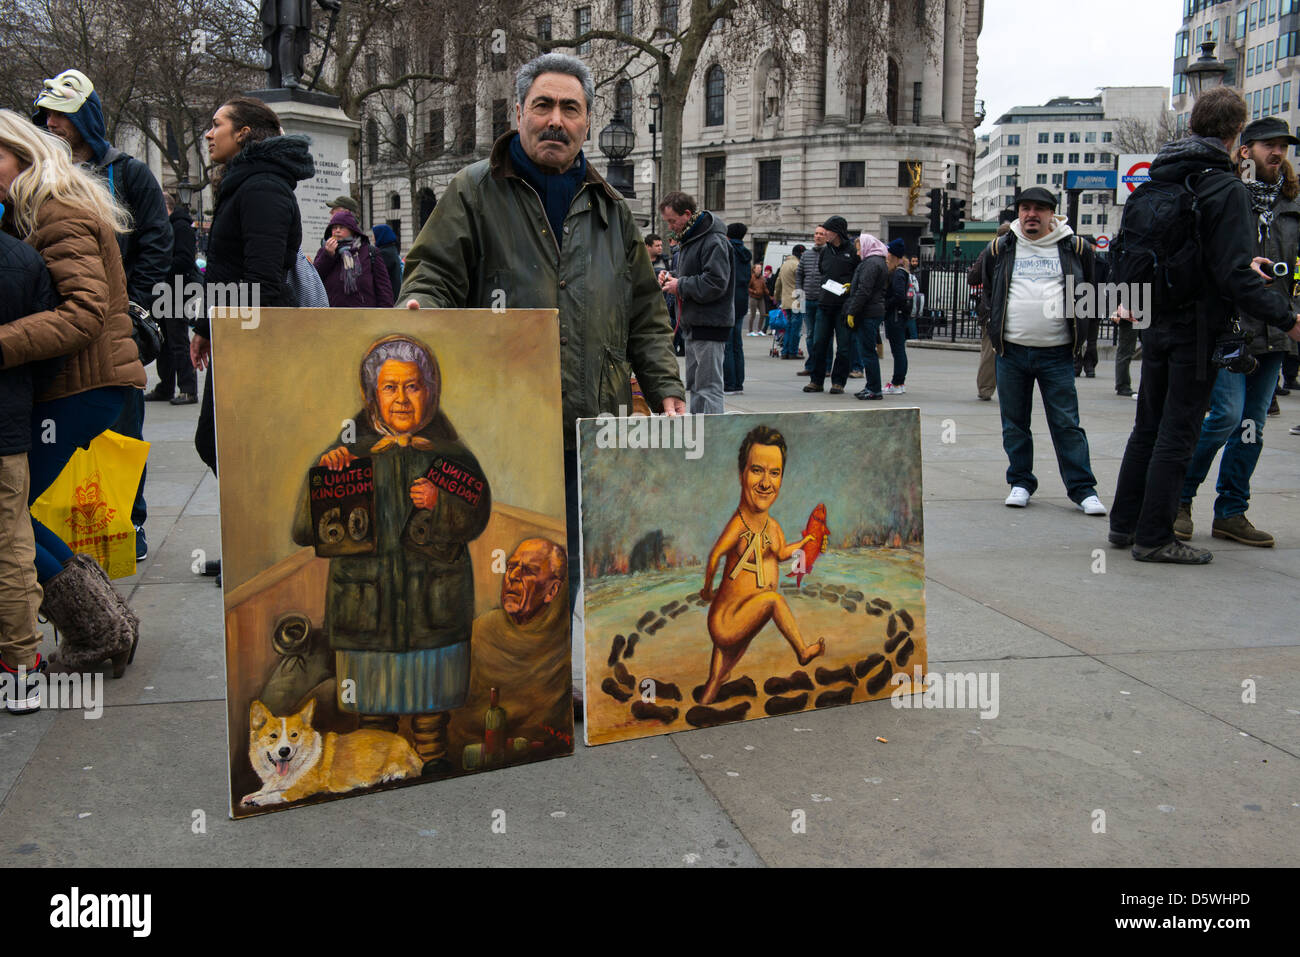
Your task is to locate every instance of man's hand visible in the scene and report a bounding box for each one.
[324,237,339,256]
[405,298,421,310]
[410,477,438,509]
[1113,303,1133,323]
[318,446,358,470]
[661,397,686,416]
[1288,316,1300,342]
[1251,256,1273,281]
[662,276,679,297]
[191,334,210,371]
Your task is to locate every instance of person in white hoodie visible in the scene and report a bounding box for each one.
[977,187,1106,515]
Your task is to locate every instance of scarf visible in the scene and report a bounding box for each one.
[673,209,704,243]
[508,134,587,246]
[338,240,364,294]
[1246,177,1283,243]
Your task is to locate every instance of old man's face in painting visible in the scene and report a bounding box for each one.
[501,538,565,625]
[375,359,429,433]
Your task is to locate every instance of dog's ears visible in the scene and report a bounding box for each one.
[296,698,316,725]
[250,699,272,731]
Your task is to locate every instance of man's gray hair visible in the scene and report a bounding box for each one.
[361,337,440,403]
[515,53,594,113]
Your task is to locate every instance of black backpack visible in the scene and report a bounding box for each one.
[1109,169,1216,316]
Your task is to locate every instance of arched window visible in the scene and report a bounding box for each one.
[705,65,725,127]
[390,192,401,210]
[615,79,634,122]
[366,118,379,163]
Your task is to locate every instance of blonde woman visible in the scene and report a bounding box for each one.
[0,109,145,676]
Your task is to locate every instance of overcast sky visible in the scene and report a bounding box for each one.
[975,0,1185,136]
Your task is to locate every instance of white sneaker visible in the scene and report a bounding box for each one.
[883,383,906,395]
[1290,423,1300,435]
[1078,495,1108,516]
[1004,487,1031,507]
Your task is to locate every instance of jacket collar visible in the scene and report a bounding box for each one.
[489,131,618,227]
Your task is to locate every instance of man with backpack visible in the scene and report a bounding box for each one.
[979,187,1107,516]
[1109,87,1300,564]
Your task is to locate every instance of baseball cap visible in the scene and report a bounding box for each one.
[1241,116,1300,146]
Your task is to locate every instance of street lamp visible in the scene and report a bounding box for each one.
[1186,40,1229,99]
[599,111,637,198]
[648,87,662,227]
[176,179,205,254]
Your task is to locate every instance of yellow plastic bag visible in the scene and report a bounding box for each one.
[31,429,150,579]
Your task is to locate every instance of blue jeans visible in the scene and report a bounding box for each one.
[1179,352,1285,519]
[996,342,1098,502]
[884,312,909,385]
[28,386,130,581]
[781,311,804,357]
[802,301,832,376]
[723,310,745,391]
[851,316,883,394]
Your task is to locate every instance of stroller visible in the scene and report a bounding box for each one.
[766,308,787,357]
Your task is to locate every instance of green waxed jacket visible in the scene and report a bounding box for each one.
[399,132,685,448]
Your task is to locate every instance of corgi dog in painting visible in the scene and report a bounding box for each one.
[241,699,423,808]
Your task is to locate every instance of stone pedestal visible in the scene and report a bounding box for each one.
[254,88,359,249]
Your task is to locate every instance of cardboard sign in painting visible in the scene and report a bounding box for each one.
[212,308,571,817]
[577,409,927,745]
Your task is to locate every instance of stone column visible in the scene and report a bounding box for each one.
[942,0,966,126]
[860,0,891,127]
[263,90,360,246]
[921,0,945,125]
[823,0,850,124]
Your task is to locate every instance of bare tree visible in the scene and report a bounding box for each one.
[1113,112,1178,154]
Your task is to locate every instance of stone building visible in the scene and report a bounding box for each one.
[360,0,985,257]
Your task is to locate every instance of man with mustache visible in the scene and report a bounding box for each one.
[978,187,1107,517]
[1174,117,1300,549]
[399,53,684,609]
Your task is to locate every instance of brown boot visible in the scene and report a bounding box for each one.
[42,556,136,677]
[1211,514,1274,547]
[1173,503,1193,541]
[411,712,451,774]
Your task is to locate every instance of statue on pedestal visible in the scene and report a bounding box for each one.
[764,68,782,120]
[261,0,342,90]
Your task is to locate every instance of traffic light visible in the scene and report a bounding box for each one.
[944,196,967,233]
[926,188,943,234]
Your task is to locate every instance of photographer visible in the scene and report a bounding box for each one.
[1110,89,1300,564]
[1174,118,1300,548]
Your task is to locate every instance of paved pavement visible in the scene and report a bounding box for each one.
[3,336,1298,867]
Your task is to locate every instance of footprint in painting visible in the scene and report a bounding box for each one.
[814,665,857,687]
[684,702,751,727]
[814,687,854,708]
[763,670,814,695]
[601,677,632,702]
[764,693,809,716]
[631,701,679,723]
[607,634,626,667]
[691,675,757,703]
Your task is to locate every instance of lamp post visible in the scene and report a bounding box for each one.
[598,110,637,199]
[176,179,205,254]
[648,87,662,228]
[1186,40,1229,99]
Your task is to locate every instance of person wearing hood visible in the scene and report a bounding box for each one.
[313,209,394,308]
[724,221,751,394]
[804,215,859,394]
[191,96,315,586]
[659,190,733,414]
[371,223,403,305]
[978,186,1107,517]
[34,68,172,562]
[881,238,912,395]
[842,233,889,399]
[151,191,201,406]
[1110,89,1300,563]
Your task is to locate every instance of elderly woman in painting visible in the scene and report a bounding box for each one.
[292,334,491,774]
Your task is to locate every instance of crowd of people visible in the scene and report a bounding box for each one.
[1,54,1298,719]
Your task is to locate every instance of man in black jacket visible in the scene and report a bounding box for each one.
[149,192,201,405]
[659,191,732,413]
[0,231,57,712]
[723,222,752,394]
[804,216,859,394]
[1110,88,1300,563]
[35,68,172,562]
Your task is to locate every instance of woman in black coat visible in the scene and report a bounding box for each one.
[191,96,314,476]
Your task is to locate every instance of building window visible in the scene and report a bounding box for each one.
[1036,173,1048,184]
[840,161,865,188]
[616,0,632,34]
[1053,153,1064,163]
[1052,173,1063,186]
[1053,132,1065,143]
[1038,132,1049,143]
[1250,1,1257,30]
[427,38,444,74]
[1082,214,1092,225]
[913,82,922,124]
[1069,132,1080,143]
[1005,154,1019,165]
[536,16,551,42]
[394,114,407,158]
[365,53,379,86]
[1004,174,1017,186]
[492,99,508,140]
[1085,131,1096,143]
[1101,132,1112,143]
[393,46,407,78]
[661,0,678,31]
[576,6,591,54]
[458,104,475,153]
[1264,85,1273,115]
[1084,152,1096,164]
[1007,134,1020,145]
[1267,40,1275,70]
[1037,152,1048,163]
[1068,152,1079,163]
[758,159,781,200]
[1082,193,1092,204]
[367,118,379,162]
[705,65,725,127]
[425,110,444,157]
[614,80,634,123]
[703,155,726,209]
[1284,80,1292,110]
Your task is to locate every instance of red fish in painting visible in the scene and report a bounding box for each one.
[786,503,828,587]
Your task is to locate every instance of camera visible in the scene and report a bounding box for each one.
[1211,330,1258,375]
[1270,260,1290,278]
